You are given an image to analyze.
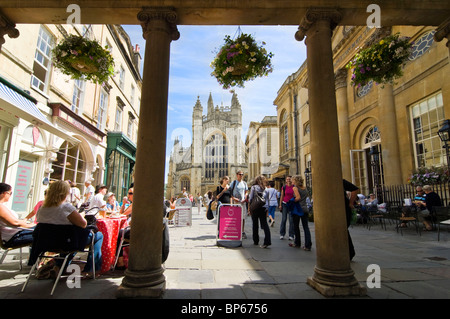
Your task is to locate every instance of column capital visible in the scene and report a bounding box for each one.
[0,11,19,49]
[295,8,342,42]
[335,68,348,90]
[138,7,180,41]
[434,17,450,47]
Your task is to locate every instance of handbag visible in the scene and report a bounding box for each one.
[85,214,98,233]
[249,190,265,212]
[289,197,304,216]
[211,200,218,211]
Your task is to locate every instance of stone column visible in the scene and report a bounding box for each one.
[335,68,352,181]
[116,8,179,299]
[0,11,19,52]
[295,9,365,297]
[434,17,450,59]
[378,84,402,185]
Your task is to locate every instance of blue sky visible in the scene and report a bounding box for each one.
[121,25,307,181]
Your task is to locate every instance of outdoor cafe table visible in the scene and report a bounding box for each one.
[96,215,128,273]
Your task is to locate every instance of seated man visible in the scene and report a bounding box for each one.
[415,185,441,231]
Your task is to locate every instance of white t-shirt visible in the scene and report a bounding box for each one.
[232,180,248,201]
[88,193,106,215]
[84,185,95,202]
[37,202,77,225]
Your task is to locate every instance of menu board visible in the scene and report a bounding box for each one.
[218,205,242,241]
[175,197,192,227]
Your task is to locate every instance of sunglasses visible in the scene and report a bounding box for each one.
[237,173,244,176]
[128,192,134,195]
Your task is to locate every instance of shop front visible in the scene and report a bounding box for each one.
[105,132,136,201]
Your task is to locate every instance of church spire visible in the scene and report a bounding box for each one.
[207,92,214,114]
[231,90,241,109]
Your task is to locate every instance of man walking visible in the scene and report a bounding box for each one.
[230,170,248,239]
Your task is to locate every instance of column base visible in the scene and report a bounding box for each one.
[116,267,166,299]
[307,266,367,297]
[116,281,166,299]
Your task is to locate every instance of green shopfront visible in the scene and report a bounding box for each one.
[105,132,136,201]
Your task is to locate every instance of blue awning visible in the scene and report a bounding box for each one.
[0,81,79,145]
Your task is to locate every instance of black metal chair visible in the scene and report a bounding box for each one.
[397,205,421,236]
[0,227,32,270]
[432,206,450,241]
[21,223,96,295]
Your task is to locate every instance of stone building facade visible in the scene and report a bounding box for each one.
[274,25,449,195]
[0,23,141,215]
[166,92,247,198]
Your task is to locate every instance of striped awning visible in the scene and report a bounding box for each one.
[0,80,79,145]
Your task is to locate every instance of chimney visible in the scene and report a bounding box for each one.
[132,44,142,75]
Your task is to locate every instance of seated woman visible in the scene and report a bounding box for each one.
[37,180,104,279]
[0,183,35,248]
[105,192,120,212]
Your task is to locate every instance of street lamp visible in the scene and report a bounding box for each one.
[437,119,450,171]
[304,167,311,189]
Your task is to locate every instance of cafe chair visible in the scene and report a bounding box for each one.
[0,228,31,270]
[432,206,450,241]
[397,206,421,236]
[21,223,96,296]
[367,203,388,231]
[113,225,130,271]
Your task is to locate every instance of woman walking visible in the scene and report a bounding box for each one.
[289,175,312,250]
[248,175,271,248]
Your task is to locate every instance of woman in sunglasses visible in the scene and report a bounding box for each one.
[0,183,35,248]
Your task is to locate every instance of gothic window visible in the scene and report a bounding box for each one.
[204,133,228,180]
[180,176,190,193]
[409,30,435,61]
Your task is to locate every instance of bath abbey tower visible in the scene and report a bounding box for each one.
[166,92,247,198]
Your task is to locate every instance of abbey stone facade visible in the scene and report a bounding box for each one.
[166,92,247,199]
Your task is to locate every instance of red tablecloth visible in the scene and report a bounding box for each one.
[96,216,128,273]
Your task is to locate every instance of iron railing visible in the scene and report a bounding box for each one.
[378,182,450,207]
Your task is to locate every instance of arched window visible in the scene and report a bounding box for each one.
[50,141,86,184]
[363,126,381,147]
[204,133,228,181]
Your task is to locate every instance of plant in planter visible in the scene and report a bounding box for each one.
[346,33,412,87]
[210,33,274,89]
[408,166,450,185]
[52,34,115,84]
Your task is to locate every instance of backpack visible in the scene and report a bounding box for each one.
[249,186,265,212]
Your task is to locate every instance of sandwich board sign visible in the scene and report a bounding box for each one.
[217,204,242,247]
[175,197,192,227]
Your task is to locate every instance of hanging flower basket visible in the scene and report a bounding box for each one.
[346,33,412,87]
[210,33,274,89]
[52,34,115,84]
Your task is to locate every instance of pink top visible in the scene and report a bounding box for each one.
[283,185,294,203]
